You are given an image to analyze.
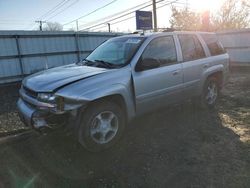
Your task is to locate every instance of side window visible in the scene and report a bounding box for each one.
[178,34,206,61]
[141,36,177,67]
[201,34,225,56]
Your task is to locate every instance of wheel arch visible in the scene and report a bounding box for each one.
[200,65,224,92]
[90,94,129,121]
[206,71,223,89]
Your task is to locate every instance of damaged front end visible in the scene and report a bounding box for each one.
[17,85,84,132]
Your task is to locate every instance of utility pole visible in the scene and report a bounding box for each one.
[76,20,79,31]
[107,23,111,32]
[185,0,188,10]
[152,0,157,32]
[35,20,46,31]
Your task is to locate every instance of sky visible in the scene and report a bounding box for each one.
[0,0,224,32]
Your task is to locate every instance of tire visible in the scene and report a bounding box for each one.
[77,101,126,152]
[201,77,220,109]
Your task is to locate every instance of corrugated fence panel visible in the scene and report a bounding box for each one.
[0,38,17,56]
[217,29,250,65]
[226,48,250,63]
[217,33,250,48]
[0,31,120,84]
[22,54,79,75]
[19,36,76,54]
[0,58,21,79]
[46,54,78,67]
[22,56,48,74]
[79,36,110,51]
[42,36,76,53]
[19,37,45,54]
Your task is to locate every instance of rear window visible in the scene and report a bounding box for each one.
[201,34,226,56]
[178,34,206,61]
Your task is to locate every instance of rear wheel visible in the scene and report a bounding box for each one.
[77,101,125,152]
[201,77,219,108]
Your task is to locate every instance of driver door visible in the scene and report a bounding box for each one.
[132,36,183,115]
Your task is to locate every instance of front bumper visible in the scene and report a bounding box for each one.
[17,98,35,127]
[17,98,67,130]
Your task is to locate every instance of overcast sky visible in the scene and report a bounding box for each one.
[0,0,223,32]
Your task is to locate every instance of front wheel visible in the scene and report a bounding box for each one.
[201,77,219,108]
[77,101,126,152]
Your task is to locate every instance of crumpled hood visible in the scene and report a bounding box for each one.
[23,64,109,92]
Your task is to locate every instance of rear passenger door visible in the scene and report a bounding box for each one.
[133,36,183,114]
[178,34,208,98]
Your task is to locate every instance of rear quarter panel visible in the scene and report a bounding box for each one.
[199,53,229,93]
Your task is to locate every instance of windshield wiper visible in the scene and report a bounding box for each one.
[77,59,95,66]
[94,59,116,68]
[78,59,121,69]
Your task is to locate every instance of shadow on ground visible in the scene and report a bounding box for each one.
[0,103,249,188]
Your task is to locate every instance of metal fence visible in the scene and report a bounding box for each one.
[217,29,250,67]
[0,31,120,84]
[1,30,249,84]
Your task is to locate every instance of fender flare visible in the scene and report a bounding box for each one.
[199,64,224,93]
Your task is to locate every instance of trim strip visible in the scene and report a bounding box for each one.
[0,50,92,60]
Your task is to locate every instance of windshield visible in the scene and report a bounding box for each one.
[85,36,145,67]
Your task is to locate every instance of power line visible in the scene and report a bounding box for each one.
[63,0,119,26]
[63,0,152,31]
[0,21,34,24]
[91,0,184,30]
[93,16,135,31]
[109,16,135,26]
[45,0,80,21]
[80,0,172,31]
[77,0,152,29]
[157,0,184,8]
[91,0,182,31]
[0,23,34,25]
[37,0,71,20]
[27,0,72,30]
[79,1,157,30]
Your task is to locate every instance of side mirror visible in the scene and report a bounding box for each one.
[135,58,160,72]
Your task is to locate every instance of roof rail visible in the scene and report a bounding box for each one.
[162,28,176,32]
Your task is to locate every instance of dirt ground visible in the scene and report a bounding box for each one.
[0,83,27,136]
[0,71,249,188]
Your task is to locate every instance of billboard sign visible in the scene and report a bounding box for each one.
[136,11,153,30]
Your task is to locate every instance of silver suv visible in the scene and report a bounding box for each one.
[17,31,229,151]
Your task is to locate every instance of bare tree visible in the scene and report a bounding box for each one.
[170,7,202,31]
[212,0,250,31]
[169,0,250,31]
[43,22,63,31]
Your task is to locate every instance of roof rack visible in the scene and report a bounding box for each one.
[162,28,176,32]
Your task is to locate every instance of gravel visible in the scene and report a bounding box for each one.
[0,83,28,136]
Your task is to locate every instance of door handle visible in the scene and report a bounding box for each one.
[172,70,180,75]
